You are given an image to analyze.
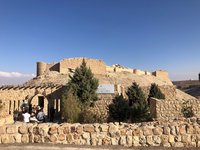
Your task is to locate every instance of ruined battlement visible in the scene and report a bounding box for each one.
[36,57,170,84]
[37,57,107,76]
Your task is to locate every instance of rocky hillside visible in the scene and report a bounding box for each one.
[25,71,173,87]
[23,71,196,101]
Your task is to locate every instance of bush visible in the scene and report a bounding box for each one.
[148,83,165,99]
[62,88,81,123]
[108,94,129,123]
[126,82,149,122]
[129,102,150,122]
[181,101,194,118]
[79,109,104,123]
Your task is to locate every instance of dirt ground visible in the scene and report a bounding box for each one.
[0,144,199,150]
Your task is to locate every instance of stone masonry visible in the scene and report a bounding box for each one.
[150,98,200,121]
[0,85,65,121]
[36,57,171,84]
[1,118,200,147]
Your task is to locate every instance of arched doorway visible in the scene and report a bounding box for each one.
[30,94,49,117]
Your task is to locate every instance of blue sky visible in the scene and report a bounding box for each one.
[0,0,200,84]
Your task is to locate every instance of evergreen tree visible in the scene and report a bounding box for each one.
[108,94,129,123]
[126,82,146,106]
[148,83,165,99]
[68,59,99,105]
[126,82,149,122]
[62,87,81,123]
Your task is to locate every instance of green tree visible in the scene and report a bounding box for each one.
[108,94,129,123]
[62,88,81,123]
[126,82,146,106]
[126,82,149,122]
[148,83,165,99]
[68,59,99,106]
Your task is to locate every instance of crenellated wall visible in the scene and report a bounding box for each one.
[1,119,200,147]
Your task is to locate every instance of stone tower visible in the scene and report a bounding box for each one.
[37,62,47,76]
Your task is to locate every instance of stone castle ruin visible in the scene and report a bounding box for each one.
[0,57,199,125]
[36,57,171,84]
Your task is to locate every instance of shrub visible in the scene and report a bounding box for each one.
[108,94,129,123]
[62,88,81,123]
[79,109,104,123]
[148,83,165,99]
[126,82,149,122]
[181,101,194,118]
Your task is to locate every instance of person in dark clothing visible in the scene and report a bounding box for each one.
[36,106,45,122]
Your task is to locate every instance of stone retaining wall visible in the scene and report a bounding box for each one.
[1,119,200,147]
[150,98,200,121]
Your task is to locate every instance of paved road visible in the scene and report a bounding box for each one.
[0,144,199,150]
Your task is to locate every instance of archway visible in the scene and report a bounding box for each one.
[30,94,49,117]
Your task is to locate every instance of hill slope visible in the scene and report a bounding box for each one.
[173,80,200,98]
[25,71,173,87]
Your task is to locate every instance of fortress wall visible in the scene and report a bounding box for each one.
[1,119,200,147]
[37,62,60,76]
[106,66,133,73]
[37,59,171,87]
[152,70,171,83]
[46,63,60,72]
[59,58,107,75]
[145,71,152,75]
[114,68,133,73]
[133,69,146,75]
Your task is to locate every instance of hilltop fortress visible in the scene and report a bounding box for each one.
[0,57,199,126]
[36,57,171,85]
